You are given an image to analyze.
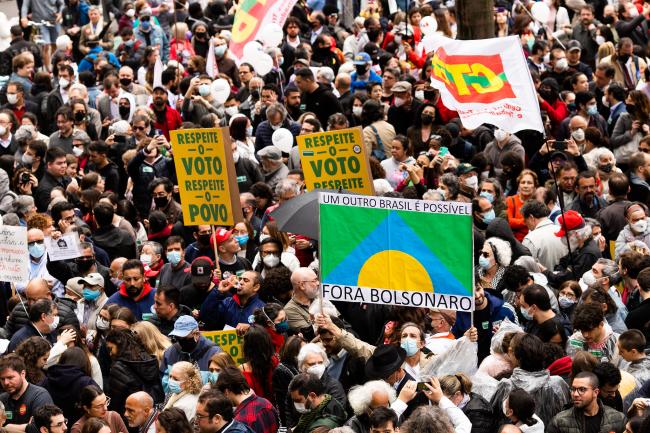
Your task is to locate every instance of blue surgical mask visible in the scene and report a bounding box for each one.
[167,378,182,394]
[166,251,182,266]
[482,209,496,224]
[400,338,419,357]
[235,234,249,246]
[587,105,598,116]
[198,83,211,97]
[82,288,101,301]
[480,191,494,203]
[214,45,227,57]
[29,242,45,259]
[558,296,576,309]
[478,255,491,270]
[208,371,219,384]
[140,20,151,31]
[275,320,289,333]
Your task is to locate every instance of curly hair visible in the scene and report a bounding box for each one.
[170,361,202,395]
[400,406,455,433]
[15,336,50,384]
[26,213,53,232]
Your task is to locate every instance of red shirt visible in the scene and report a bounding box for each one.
[150,104,183,140]
[12,106,25,123]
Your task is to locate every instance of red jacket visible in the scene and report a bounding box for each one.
[150,104,182,140]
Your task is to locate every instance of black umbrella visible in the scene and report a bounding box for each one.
[269,189,351,240]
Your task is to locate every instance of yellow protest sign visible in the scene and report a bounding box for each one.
[170,128,242,225]
[297,126,374,195]
[201,329,245,364]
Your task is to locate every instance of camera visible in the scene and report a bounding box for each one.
[20,172,30,184]
[114,135,126,144]
[554,140,567,151]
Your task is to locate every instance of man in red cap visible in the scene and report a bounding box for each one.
[212,228,252,280]
[543,210,602,286]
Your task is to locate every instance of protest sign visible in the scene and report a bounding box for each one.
[319,193,474,312]
[229,0,298,60]
[201,329,244,364]
[297,127,374,195]
[423,35,543,134]
[171,128,242,226]
[45,233,82,261]
[0,226,28,284]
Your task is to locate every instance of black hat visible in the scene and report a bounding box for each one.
[365,344,406,379]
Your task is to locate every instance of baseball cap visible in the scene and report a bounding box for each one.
[555,210,585,237]
[65,277,84,298]
[169,315,199,338]
[188,256,214,284]
[456,163,477,176]
[212,228,233,246]
[257,146,283,160]
[353,52,371,65]
[567,40,582,52]
[550,151,568,161]
[78,272,104,288]
[391,81,412,93]
[294,58,309,66]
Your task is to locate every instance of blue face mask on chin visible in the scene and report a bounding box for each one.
[482,209,496,224]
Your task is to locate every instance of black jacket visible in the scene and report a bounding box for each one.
[106,356,163,415]
[0,297,79,339]
[47,260,117,297]
[92,225,136,261]
[34,171,71,212]
[464,393,494,433]
[301,83,343,127]
[147,305,193,336]
[234,158,264,193]
[43,364,98,424]
[486,217,532,261]
[544,238,602,288]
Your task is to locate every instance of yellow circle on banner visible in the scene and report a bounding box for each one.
[358,250,434,292]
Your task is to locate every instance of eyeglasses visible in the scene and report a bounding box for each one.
[133,125,147,131]
[640,148,650,154]
[92,397,111,409]
[570,386,593,395]
[195,414,211,420]
[28,240,44,246]
[301,279,319,284]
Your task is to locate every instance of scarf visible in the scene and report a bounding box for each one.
[293,394,332,433]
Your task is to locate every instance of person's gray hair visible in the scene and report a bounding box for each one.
[265,102,287,121]
[2,213,19,226]
[590,147,616,167]
[485,237,512,267]
[348,380,396,415]
[400,406,455,433]
[440,173,459,198]
[80,241,95,253]
[275,178,298,198]
[595,258,622,285]
[265,47,281,57]
[571,224,593,243]
[423,189,444,201]
[141,241,162,256]
[297,343,329,370]
[12,195,34,215]
[330,428,356,433]
[317,67,335,84]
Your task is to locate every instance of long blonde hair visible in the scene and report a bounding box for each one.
[131,321,172,365]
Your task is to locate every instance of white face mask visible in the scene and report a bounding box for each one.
[22,153,33,165]
[96,316,110,330]
[246,126,253,137]
[259,233,270,243]
[494,129,508,142]
[555,58,568,71]
[352,106,363,117]
[49,315,60,332]
[270,123,281,131]
[0,126,7,137]
[464,175,478,191]
[294,401,309,414]
[629,5,639,17]
[393,97,405,107]
[263,254,280,268]
[543,53,550,64]
[572,128,585,142]
[602,95,610,108]
[225,106,239,116]
[414,90,424,101]
[72,146,84,157]
[631,219,648,234]
[140,254,152,266]
[59,78,70,89]
[6,94,17,105]
[126,8,135,17]
[596,35,605,46]
[306,363,326,379]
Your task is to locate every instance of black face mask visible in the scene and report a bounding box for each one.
[198,234,211,246]
[626,103,637,115]
[79,203,90,214]
[619,53,631,63]
[194,32,207,41]
[421,114,433,125]
[125,285,141,298]
[74,111,85,123]
[120,78,132,88]
[250,90,260,100]
[75,257,95,272]
[602,15,614,25]
[119,105,130,119]
[356,65,368,75]
[154,195,169,208]
[177,336,198,353]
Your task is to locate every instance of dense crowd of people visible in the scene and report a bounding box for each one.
[3,0,650,433]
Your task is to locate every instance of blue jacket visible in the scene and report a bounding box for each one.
[452,292,516,337]
[226,420,256,433]
[134,24,169,62]
[350,69,382,93]
[78,46,121,72]
[200,292,265,331]
[106,284,156,320]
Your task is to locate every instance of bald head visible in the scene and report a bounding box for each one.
[569,115,588,131]
[124,392,153,427]
[25,278,50,304]
[335,73,351,93]
[291,267,317,287]
[110,257,127,278]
